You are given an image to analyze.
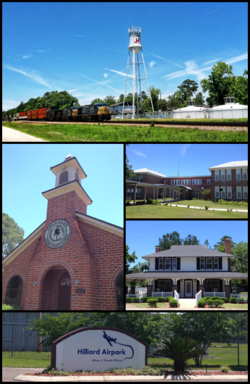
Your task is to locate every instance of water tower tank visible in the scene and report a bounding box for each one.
[128,26,142,53]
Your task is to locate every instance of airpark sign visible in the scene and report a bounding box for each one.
[51,327,147,372]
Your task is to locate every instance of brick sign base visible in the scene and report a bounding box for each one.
[51,327,147,372]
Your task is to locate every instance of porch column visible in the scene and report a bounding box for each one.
[156,188,159,200]
[199,285,205,297]
[224,278,231,299]
[172,285,178,297]
[144,187,147,202]
[147,285,153,297]
[197,278,205,297]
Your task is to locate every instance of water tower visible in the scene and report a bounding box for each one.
[122,26,154,119]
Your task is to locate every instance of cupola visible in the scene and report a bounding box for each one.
[50,154,87,188]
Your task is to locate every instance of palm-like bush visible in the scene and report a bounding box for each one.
[153,336,207,372]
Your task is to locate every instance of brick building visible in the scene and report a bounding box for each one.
[126,161,248,202]
[2,155,124,311]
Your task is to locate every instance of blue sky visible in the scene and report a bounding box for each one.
[126,221,248,266]
[3,2,248,111]
[3,144,124,240]
[126,144,248,177]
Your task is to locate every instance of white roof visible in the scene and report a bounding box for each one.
[173,105,207,112]
[210,103,248,110]
[134,168,167,177]
[209,161,248,170]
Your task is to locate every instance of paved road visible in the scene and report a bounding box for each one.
[2,126,47,142]
[2,367,44,382]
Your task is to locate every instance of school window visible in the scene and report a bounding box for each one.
[172,258,177,270]
[227,186,232,199]
[215,187,220,198]
[237,186,242,199]
[136,189,142,197]
[207,179,211,185]
[221,186,226,199]
[200,257,205,270]
[139,175,143,182]
[221,170,225,181]
[215,170,219,181]
[243,169,248,180]
[227,169,231,181]
[126,189,130,197]
[243,186,248,199]
[236,169,241,180]
[164,180,168,185]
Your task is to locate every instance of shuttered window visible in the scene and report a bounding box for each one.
[59,171,68,184]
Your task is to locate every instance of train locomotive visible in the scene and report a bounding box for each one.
[6,103,111,122]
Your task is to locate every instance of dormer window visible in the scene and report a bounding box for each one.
[59,171,68,185]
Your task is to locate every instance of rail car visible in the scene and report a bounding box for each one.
[7,103,111,123]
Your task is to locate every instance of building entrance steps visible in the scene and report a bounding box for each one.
[178,298,196,308]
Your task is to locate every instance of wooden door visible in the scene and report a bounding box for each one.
[58,273,71,310]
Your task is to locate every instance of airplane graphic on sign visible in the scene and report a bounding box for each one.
[134,38,140,43]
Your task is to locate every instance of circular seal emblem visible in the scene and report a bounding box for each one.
[45,219,71,249]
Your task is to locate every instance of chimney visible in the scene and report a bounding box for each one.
[225,238,231,254]
[155,246,160,253]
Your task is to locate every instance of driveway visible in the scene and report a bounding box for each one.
[2,126,47,142]
[2,367,44,382]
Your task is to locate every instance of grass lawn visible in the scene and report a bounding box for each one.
[148,343,248,371]
[126,204,248,219]
[126,303,248,310]
[2,351,50,368]
[126,302,170,308]
[2,344,247,371]
[3,122,248,142]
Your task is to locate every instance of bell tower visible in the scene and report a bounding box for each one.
[42,155,92,222]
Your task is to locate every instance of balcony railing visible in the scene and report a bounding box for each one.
[204,291,225,297]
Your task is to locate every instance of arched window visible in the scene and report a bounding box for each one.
[115,272,124,310]
[59,171,68,185]
[75,173,80,183]
[5,275,23,307]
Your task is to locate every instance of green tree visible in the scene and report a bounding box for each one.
[125,144,135,180]
[227,69,248,105]
[2,213,25,259]
[130,261,150,274]
[201,62,234,107]
[201,188,211,200]
[177,79,198,101]
[158,231,183,251]
[230,241,248,274]
[213,236,235,252]
[204,239,211,249]
[91,98,105,104]
[154,336,207,372]
[194,92,205,106]
[125,245,138,274]
[183,235,200,245]
[104,95,116,106]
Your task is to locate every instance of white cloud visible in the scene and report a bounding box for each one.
[75,72,121,93]
[133,150,147,158]
[22,54,33,59]
[103,73,109,78]
[203,58,223,65]
[163,60,212,81]
[2,99,21,110]
[180,144,190,157]
[149,61,156,69]
[67,88,81,93]
[149,53,184,68]
[3,64,52,88]
[106,68,133,78]
[224,53,248,65]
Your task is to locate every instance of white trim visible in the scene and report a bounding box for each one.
[42,181,92,206]
[76,212,123,237]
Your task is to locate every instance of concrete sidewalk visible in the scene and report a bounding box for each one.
[2,126,48,142]
[14,373,248,382]
[160,203,247,213]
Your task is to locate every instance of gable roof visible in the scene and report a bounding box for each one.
[75,211,123,237]
[142,245,233,259]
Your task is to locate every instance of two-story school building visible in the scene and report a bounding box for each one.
[2,155,124,311]
[126,239,248,299]
[126,161,248,202]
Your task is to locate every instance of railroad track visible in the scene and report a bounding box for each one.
[7,120,248,131]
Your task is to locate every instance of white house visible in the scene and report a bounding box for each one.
[126,239,248,299]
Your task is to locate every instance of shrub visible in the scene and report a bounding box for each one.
[152,200,158,205]
[206,299,214,307]
[205,205,209,210]
[157,297,165,302]
[197,298,206,307]
[126,297,133,303]
[214,299,224,307]
[220,365,230,373]
[165,203,168,206]
[126,201,130,206]
[221,297,229,303]
[169,299,178,307]
[141,297,148,302]
[147,298,157,307]
[238,298,244,304]
[147,197,153,204]
[229,297,237,303]
[150,122,155,127]
[164,297,170,302]
[133,297,139,303]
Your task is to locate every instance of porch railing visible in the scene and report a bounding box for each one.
[174,290,179,305]
[195,290,202,306]
[126,293,147,298]
[152,291,173,298]
[204,291,225,297]
[230,293,248,302]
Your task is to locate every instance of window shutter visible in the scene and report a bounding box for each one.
[219,280,222,292]
[212,258,214,270]
[197,258,200,270]
[197,280,199,292]
[177,258,180,270]
[163,258,165,270]
[155,258,158,270]
[171,258,172,270]
[177,280,180,293]
[219,257,222,270]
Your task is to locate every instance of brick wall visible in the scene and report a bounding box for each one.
[211,169,248,201]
